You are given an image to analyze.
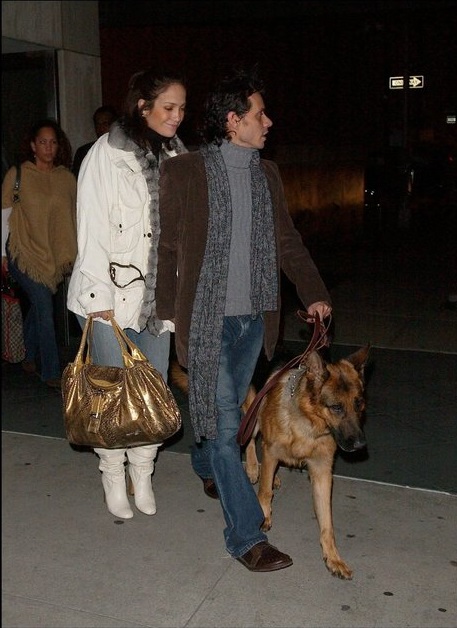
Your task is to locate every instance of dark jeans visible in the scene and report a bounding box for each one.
[191,314,267,557]
[7,252,61,381]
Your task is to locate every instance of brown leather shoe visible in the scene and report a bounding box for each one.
[236,542,293,572]
[202,478,219,500]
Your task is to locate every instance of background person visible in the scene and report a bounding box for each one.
[72,105,118,178]
[1,118,77,388]
[156,67,332,572]
[67,68,187,519]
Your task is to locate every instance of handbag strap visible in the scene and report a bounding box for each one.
[236,311,331,447]
[73,315,149,370]
[107,313,149,365]
[12,163,21,204]
[73,316,94,368]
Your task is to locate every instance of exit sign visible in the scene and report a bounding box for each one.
[389,75,424,89]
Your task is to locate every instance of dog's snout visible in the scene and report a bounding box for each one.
[333,427,367,453]
[352,433,367,450]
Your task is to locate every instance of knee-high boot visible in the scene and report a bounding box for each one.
[127,444,159,515]
[94,448,133,519]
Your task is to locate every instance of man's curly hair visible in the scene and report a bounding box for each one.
[199,66,264,146]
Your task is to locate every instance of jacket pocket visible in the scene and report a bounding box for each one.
[114,283,144,329]
[109,173,146,253]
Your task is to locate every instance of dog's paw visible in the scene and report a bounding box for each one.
[245,465,259,484]
[260,516,272,532]
[273,474,281,489]
[324,556,353,580]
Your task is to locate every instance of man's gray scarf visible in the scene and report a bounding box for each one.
[108,121,187,334]
[188,142,278,442]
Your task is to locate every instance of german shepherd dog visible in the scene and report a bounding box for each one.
[244,345,370,580]
[170,344,369,580]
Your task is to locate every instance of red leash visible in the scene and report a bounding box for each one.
[236,311,331,447]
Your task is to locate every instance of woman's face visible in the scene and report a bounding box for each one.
[141,83,186,138]
[31,126,58,167]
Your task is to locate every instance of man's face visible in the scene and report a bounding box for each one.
[94,112,116,138]
[229,92,273,150]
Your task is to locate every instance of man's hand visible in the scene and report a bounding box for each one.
[306,301,332,322]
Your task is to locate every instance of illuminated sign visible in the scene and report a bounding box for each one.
[389,75,424,89]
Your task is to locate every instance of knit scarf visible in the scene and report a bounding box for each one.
[108,121,187,334]
[188,142,278,441]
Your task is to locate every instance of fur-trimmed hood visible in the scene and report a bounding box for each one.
[108,120,187,157]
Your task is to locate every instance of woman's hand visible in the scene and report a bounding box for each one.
[89,309,114,321]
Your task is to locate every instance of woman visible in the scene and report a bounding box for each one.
[67,69,187,519]
[1,119,77,388]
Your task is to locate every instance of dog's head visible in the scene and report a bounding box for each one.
[303,346,370,452]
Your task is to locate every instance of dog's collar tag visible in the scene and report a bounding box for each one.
[288,367,306,398]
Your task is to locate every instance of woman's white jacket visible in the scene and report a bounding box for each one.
[67,130,185,332]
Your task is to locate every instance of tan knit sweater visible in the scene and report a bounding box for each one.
[2,161,77,293]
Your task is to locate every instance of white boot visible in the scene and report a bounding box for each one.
[127,445,159,515]
[95,448,133,519]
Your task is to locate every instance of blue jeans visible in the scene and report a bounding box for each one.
[7,252,61,381]
[191,314,267,558]
[75,315,170,380]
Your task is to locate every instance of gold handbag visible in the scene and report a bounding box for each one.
[62,315,181,449]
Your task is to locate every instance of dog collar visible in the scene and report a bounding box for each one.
[287,367,307,398]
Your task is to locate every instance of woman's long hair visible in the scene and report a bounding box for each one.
[20,118,73,168]
[120,68,186,150]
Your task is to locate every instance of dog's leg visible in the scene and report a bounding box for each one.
[307,459,353,580]
[242,386,260,484]
[257,442,279,531]
[245,437,260,484]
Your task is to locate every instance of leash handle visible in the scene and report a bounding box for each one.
[236,311,331,446]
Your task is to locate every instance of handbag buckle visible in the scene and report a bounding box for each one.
[88,392,104,433]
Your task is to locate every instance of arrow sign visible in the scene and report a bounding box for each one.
[409,75,424,88]
[389,75,424,89]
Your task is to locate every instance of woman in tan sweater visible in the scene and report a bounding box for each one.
[2,119,77,388]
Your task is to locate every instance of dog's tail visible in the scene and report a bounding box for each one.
[169,360,256,417]
[169,360,189,394]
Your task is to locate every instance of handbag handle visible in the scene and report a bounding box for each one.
[74,314,148,370]
[107,313,149,366]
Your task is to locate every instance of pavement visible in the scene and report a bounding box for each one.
[2,225,457,627]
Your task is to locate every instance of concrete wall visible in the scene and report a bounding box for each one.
[2,1,101,155]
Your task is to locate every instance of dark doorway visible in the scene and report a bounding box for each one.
[2,50,59,178]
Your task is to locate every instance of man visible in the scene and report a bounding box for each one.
[156,68,332,572]
[72,105,118,178]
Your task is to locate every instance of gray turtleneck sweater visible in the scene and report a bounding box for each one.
[220,139,256,316]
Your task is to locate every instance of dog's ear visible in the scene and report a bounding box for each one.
[305,351,328,381]
[346,345,370,377]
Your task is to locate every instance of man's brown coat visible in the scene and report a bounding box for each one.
[156,151,330,368]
